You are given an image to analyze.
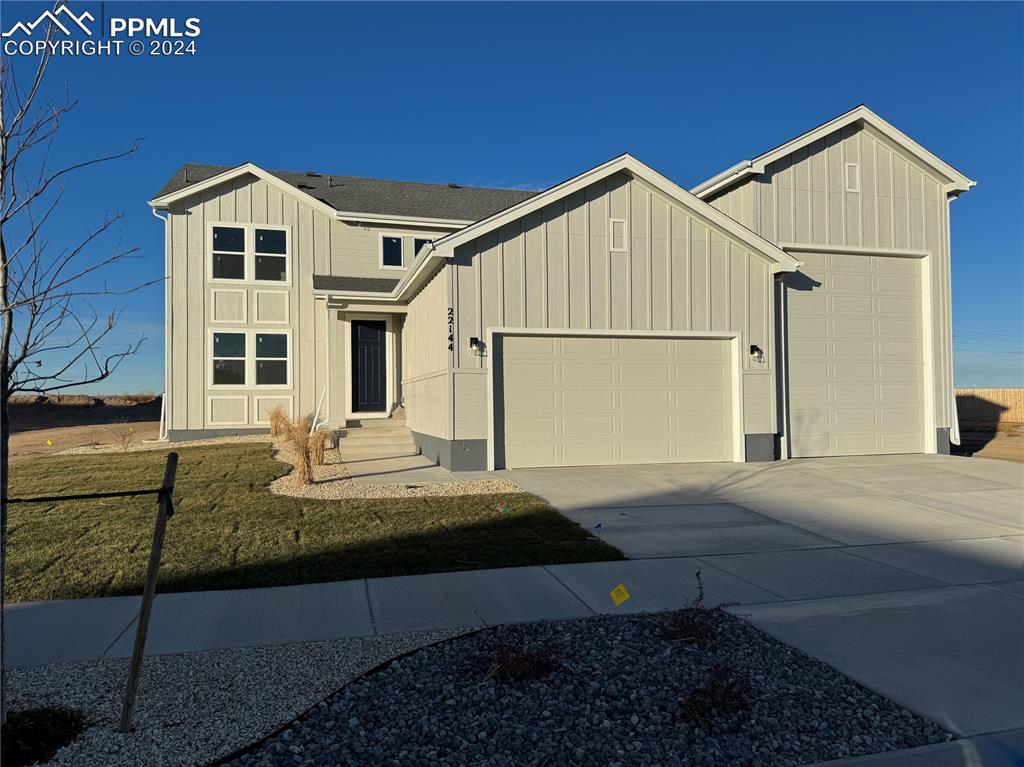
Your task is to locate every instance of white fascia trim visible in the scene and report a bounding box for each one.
[149,163,339,218]
[428,154,800,273]
[692,105,976,200]
[334,211,471,228]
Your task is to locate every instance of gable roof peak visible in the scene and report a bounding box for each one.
[692,105,975,199]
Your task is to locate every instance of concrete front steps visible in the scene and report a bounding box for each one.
[337,411,417,461]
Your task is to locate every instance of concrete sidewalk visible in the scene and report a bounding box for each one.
[4,555,777,668]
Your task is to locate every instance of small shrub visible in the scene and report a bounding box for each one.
[285,418,313,485]
[680,663,752,726]
[107,417,136,452]
[267,405,289,438]
[1,707,85,767]
[661,569,707,644]
[486,644,555,683]
[310,429,329,465]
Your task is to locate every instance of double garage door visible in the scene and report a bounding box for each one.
[494,334,735,469]
[786,252,926,457]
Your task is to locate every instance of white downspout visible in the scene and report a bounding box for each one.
[152,206,171,441]
[946,196,961,447]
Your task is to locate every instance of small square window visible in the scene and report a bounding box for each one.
[255,229,287,255]
[413,238,432,258]
[214,332,246,358]
[213,253,245,280]
[255,255,287,282]
[381,236,403,268]
[213,226,245,253]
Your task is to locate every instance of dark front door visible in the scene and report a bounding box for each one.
[352,320,387,412]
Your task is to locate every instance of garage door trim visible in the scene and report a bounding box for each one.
[485,327,746,470]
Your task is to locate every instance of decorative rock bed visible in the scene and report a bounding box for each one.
[227,609,951,767]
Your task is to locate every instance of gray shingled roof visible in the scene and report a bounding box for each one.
[155,163,538,222]
[312,275,398,293]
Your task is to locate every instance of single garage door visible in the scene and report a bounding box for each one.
[786,252,925,457]
[494,334,735,469]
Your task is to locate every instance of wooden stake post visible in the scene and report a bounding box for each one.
[118,451,178,733]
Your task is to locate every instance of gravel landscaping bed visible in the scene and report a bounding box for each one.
[7,629,466,767]
[227,610,952,767]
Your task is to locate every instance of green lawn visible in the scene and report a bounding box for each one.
[6,443,623,603]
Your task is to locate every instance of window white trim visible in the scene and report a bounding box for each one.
[207,222,292,286]
[209,328,248,389]
[609,218,628,253]
[343,313,396,419]
[207,395,249,426]
[254,395,294,425]
[253,289,290,324]
[254,329,292,389]
[208,328,293,391]
[379,233,406,271]
[844,162,861,193]
[210,288,248,324]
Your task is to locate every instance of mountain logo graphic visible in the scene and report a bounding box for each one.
[2,4,95,37]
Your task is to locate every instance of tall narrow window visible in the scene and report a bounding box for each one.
[845,162,861,193]
[213,332,246,385]
[212,226,245,279]
[255,333,288,385]
[255,228,288,281]
[381,236,403,268]
[609,219,628,252]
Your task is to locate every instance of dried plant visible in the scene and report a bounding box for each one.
[485,644,555,684]
[679,663,752,726]
[661,569,707,644]
[310,429,329,465]
[107,417,136,452]
[267,405,288,438]
[285,418,313,484]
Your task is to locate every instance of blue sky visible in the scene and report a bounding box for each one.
[4,0,1022,393]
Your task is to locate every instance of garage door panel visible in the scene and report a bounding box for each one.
[504,362,556,385]
[498,334,734,469]
[559,389,613,413]
[788,316,828,336]
[787,253,924,457]
[831,296,874,314]
[620,363,671,384]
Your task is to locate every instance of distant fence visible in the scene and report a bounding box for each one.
[956,388,1024,429]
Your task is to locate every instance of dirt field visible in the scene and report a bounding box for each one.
[954,430,1024,465]
[6,398,162,463]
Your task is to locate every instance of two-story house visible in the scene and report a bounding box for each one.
[149,105,973,471]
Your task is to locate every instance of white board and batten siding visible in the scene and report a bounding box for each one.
[166,174,331,431]
[400,267,451,439]
[708,122,954,436]
[446,171,777,456]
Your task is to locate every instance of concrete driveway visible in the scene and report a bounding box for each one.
[499,454,1024,743]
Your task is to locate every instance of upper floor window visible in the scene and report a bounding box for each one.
[210,224,290,283]
[380,235,403,269]
[255,229,288,281]
[413,238,432,259]
[212,226,245,279]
